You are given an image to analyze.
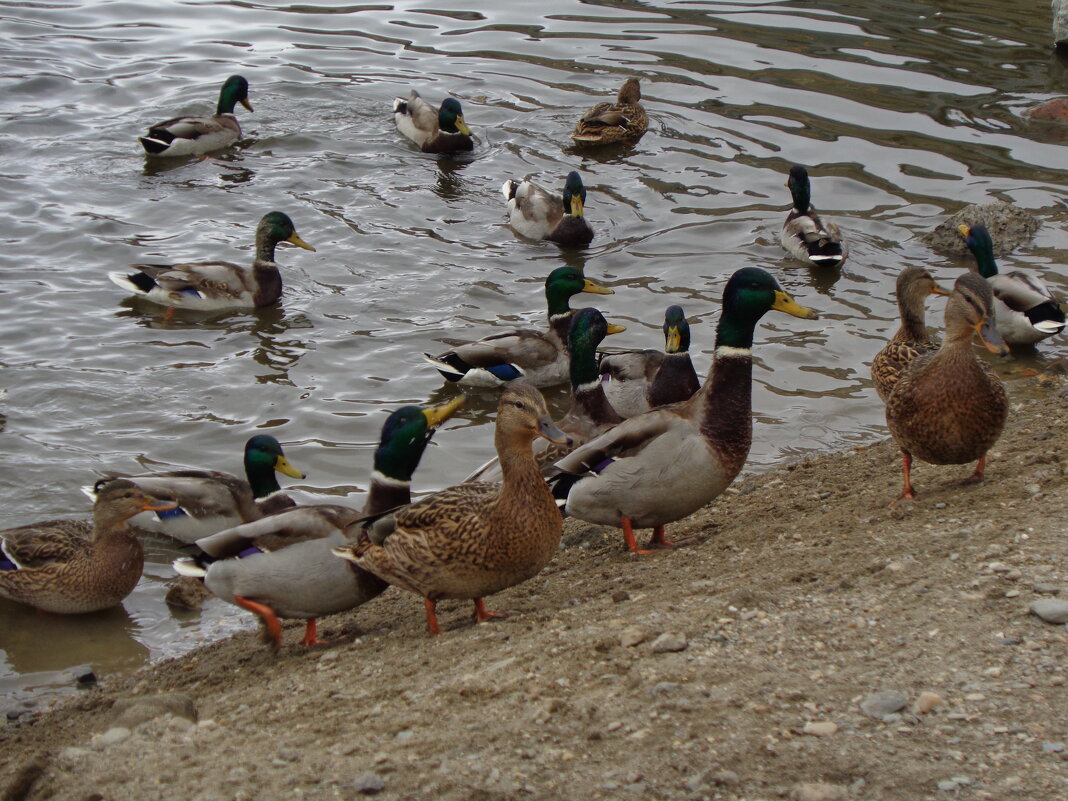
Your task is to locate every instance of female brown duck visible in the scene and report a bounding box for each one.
[884,272,1009,502]
[334,383,567,636]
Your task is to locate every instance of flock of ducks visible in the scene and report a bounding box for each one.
[0,75,1065,649]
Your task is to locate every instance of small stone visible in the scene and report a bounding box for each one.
[92,727,131,749]
[709,770,739,787]
[1042,742,1065,753]
[110,693,197,729]
[791,781,848,801]
[913,692,945,714]
[1024,483,1042,496]
[619,627,647,648]
[73,667,97,686]
[860,690,908,718]
[937,779,960,791]
[611,590,630,603]
[1030,599,1068,624]
[394,730,414,742]
[650,632,688,653]
[802,721,838,737]
[353,772,385,795]
[1033,584,1061,595]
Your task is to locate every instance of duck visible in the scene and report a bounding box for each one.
[0,480,177,614]
[598,305,701,418]
[465,307,625,483]
[173,398,464,650]
[423,265,613,387]
[91,434,305,545]
[780,165,847,268]
[139,75,252,157]
[870,266,951,402]
[334,383,566,636]
[570,78,648,147]
[501,171,594,247]
[885,272,1009,502]
[958,224,1066,346]
[392,91,473,154]
[1055,0,1068,49]
[108,212,315,311]
[548,267,818,554]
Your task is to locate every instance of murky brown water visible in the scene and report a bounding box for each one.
[2,0,1067,709]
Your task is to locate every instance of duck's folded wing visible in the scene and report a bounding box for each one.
[195,504,361,558]
[550,409,679,475]
[1,522,87,568]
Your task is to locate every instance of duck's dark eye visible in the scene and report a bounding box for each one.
[512,401,526,410]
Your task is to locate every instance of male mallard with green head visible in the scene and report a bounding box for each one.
[885,272,1009,502]
[781,165,847,268]
[174,398,464,649]
[393,92,473,154]
[91,435,305,544]
[139,75,252,157]
[958,224,1065,346]
[599,304,701,418]
[549,268,818,553]
[109,212,315,311]
[871,266,951,402]
[0,480,176,613]
[570,78,648,147]
[424,265,613,387]
[334,383,567,636]
[502,171,595,247]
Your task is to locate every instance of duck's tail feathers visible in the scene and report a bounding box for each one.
[501,179,519,202]
[172,557,207,578]
[139,136,172,155]
[1024,302,1067,334]
[108,270,157,295]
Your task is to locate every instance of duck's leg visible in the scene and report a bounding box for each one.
[648,526,696,550]
[892,450,918,505]
[473,598,508,623]
[620,516,654,555]
[424,598,443,637]
[299,618,321,647]
[233,595,283,650]
[963,454,988,484]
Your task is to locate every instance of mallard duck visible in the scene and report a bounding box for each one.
[392,91,473,154]
[0,480,177,614]
[91,434,305,545]
[598,305,701,418]
[1055,0,1068,48]
[958,224,1065,346]
[108,211,315,311]
[501,171,594,247]
[548,268,818,554]
[173,398,463,649]
[885,272,1009,502]
[870,267,951,402]
[334,383,566,636]
[424,265,613,387]
[139,75,252,157]
[780,165,847,268]
[465,308,624,483]
[570,78,648,147]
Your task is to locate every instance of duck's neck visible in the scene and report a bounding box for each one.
[245,461,283,499]
[695,317,756,468]
[254,227,280,265]
[547,309,575,347]
[895,294,930,343]
[91,511,133,541]
[364,471,413,516]
[493,428,555,512]
[790,182,812,214]
[968,247,999,279]
[568,334,621,426]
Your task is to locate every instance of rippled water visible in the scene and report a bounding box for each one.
[2,0,1067,707]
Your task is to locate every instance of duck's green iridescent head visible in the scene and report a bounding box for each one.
[957,224,999,279]
[786,164,812,212]
[544,265,612,316]
[562,171,587,217]
[716,267,818,349]
[568,307,625,385]
[374,396,464,482]
[217,75,252,115]
[259,211,316,252]
[244,435,305,498]
[438,97,471,135]
[663,305,690,354]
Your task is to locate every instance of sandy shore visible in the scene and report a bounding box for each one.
[2,378,1068,801]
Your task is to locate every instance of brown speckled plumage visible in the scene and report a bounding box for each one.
[871,266,949,402]
[885,273,1009,500]
[570,78,648,147]
[340,383,564,634]
[0,480,175,614]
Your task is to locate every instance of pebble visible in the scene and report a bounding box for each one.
[110,693,197,729]
[1030,599,1068,624]
[73,667,97,686]
[1042,742,1065,753]
[709,770,739,787]
[394,730,414,742]
[802,721,838,737]
[353,772,385,795]
[619,627,647,648]
[1033,584,1061,595]
[611,590,630,603]
[913,692,945,714]
[650,632,688,653]
[92,727,131,749]
[859,690,908,718]
[791,781,848,801]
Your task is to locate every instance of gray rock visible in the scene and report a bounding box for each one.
[860,690,908,718]
[650,632,688,653]
[791,782,848,801]
[1033,584,1061,596]
[110,693,197,730]
[619,626,647,647]
[353,772,385,795]
[1042,742,1065,753]
[709,770,739,787]
[92,727,131,749]
[1030,599,1068,624]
